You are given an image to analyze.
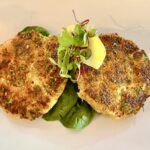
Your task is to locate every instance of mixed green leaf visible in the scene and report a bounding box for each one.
[42,80,78,121]
[60,100,94,130]
[21,26,50,37]
[43,80,95,130]
[52,23,96,79]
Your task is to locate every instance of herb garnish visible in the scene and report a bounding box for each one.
[51,22,96,80]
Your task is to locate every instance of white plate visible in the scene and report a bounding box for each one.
[0,0,150,150]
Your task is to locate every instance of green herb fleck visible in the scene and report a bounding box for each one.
[5,98,12,105]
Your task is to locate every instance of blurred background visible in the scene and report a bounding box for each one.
[0,0,150,51]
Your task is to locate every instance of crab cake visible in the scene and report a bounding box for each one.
[0,31,67,120]
[78,33,150,118]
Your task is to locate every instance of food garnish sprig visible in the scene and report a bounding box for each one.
[57,19,97,79]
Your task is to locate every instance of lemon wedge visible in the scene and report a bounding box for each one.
[83,36,106,69]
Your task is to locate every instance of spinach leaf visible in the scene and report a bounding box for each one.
[60,100,94,130]
[42,80,78,121]
[21,26,50,36]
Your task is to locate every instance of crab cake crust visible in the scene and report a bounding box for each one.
[78,33,150,118]
[0,31,67,120]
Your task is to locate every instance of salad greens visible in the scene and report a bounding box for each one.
[42,80,78,121]
[21,26,50,37]
[61,100,94,130]
[52,23,96,79]
[43,80,95,130]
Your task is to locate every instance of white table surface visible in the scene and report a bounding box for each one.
[0,0,150,150]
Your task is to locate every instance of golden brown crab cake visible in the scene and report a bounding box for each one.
[78,33,150,118]
[0,31,67,120]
